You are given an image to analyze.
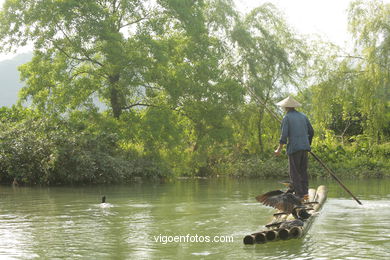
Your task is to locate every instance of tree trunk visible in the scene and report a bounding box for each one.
[109,74,122,119]
[257,107,265,153]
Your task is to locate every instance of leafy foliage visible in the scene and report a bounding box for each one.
[0,107,163,184]
[0,0,389,184]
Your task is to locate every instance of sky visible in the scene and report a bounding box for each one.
[0,0,388,61]
[235,0,354,47]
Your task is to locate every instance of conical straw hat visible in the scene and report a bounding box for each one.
[276,96,302,107]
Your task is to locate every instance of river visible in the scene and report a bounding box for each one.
[0,178,389,259]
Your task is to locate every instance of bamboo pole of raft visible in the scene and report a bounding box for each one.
[243,185,328,244]
[286,185,328,239]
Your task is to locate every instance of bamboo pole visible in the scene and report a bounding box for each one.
[243,231,266,245]
[310,152,362,205]
[290,185,328,239]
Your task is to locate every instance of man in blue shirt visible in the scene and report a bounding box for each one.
[274,96,314,201]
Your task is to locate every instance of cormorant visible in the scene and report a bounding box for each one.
[256,181,311,220]
[99,195,113,208]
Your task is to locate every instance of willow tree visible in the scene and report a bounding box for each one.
[231,3,308,153]
[348,0,390,143]
[144,0,244,174]
[298,39,363,142]
[300,0,389,145]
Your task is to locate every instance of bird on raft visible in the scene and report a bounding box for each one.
[256,181,312,220]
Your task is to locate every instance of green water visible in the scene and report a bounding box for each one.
[1,178,389,259]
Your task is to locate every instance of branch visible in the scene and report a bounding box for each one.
[112,0,118,13]
[340,70,367,74]
[338,55,365,60]
[54,44,101,66]
[142,82,164,91]
[122,102,186,117]
[122,102,158,110]
[338,55,388,69]
[341,120,352,137]
[57,26,104,67]
[69,69,103,81]
[120,16,149,29]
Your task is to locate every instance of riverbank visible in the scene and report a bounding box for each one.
[1,135,389,185]
[224,151,389,179]
[1,104,389,186]
[1,152,388,186]
[1,107,388,185]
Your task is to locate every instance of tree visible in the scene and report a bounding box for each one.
[137,0,245,174]
[0,0,156,118]
[0,0,245,176]
[299,0,389,146]
[0,0,243,120]
[347,0,390,142]
[231,3,308,152]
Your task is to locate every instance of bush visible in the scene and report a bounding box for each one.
[310,133,389,178]
[0,109,165,185]
[1,106,388,185]
[223,154,289,178]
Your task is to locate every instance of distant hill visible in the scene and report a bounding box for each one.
[0,52,33,107]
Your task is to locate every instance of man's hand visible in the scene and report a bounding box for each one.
[274,144,284,156]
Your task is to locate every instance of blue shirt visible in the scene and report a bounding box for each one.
[279,110,314,155]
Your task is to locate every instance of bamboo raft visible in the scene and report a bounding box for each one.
[243,185,328,244]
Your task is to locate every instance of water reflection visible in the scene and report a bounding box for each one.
[0,178,389,259]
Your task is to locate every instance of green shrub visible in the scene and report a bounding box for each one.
[0,109,166,185]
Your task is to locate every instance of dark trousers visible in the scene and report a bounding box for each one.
[288,150,309,197]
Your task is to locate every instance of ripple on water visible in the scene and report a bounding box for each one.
[128,203,153,208]
[305,198,390,260]
[191,251,213,256]
[99,202,114,209]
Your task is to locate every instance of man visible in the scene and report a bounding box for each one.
[274,96,314,201]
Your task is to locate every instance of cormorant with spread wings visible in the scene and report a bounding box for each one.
[256,181,311,220]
